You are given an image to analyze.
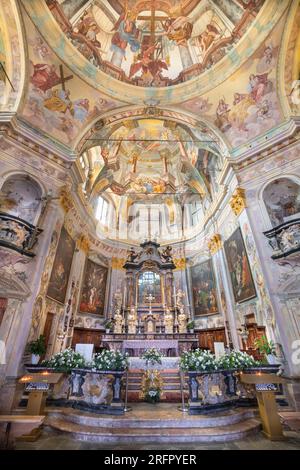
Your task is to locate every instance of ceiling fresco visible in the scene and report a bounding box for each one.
[178,14,285,147]
[85,116,221,207]
[20,7,121,146]
[46,0,265,88]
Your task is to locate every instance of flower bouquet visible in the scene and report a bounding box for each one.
[217,350,260,370]
[140,348,164,367]
[92,349,129,371]
[41,348,86,373]
[180,348,218,372]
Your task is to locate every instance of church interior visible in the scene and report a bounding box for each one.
[0,0,300,452]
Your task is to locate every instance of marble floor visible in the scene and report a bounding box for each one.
[14,403,300,450]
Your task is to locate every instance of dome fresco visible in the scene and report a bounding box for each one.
[46,0,265,88]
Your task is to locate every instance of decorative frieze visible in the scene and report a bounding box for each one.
[229,188,246,216]
[207,234,222,254]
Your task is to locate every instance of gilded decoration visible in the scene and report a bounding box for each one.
[230,188,246,217]
[60,187,73,214]
[207,234,222,255]
[111,257,126,270]
[174,258,186,271]
[76,234,90,254]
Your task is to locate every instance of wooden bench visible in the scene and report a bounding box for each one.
[279,412,300,432]
[0,415,45,449]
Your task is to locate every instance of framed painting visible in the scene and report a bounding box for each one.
[79,259,108,315]
[47,226,75,303]
[224,227,257,303]
[191,259,219,316]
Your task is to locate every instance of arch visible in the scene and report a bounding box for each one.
[0,270,31,300]
[261,176,300,228]
[0,173,43,225]
[75,105,231,156]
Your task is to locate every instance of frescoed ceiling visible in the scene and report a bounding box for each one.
[45,0,265,88]
[88,117,216,200]
[0,0,296,159]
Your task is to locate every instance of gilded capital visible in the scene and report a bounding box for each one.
[111,257,126,270]
[174,258,186,270]
[60,187,73,213]
[76,234,90,254]
[207,234,222,254]
[230,188,246,216]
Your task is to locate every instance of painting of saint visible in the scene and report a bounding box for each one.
[224,228,256,303]
[191,259,219,316]
[79,259,108,315]
[47,226,75,303]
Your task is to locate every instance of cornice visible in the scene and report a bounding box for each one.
[229,117,300,170]
[0,116,76,166]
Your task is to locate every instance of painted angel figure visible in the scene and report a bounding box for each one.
[162,16,193,46]
[129,44,168,83]
[111,10,141,59]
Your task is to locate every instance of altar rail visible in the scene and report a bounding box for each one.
[187,366,281,414]
[0,212,42,257]
[263,219,300,259]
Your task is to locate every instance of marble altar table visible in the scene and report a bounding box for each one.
[122,339,178,356]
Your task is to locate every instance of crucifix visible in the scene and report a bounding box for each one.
[58,65,73,92]
[146,292,155,315]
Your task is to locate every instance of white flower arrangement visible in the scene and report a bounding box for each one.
[41,348,86,372]
[140,348,164,367]
[92,349,129,371]
[180,349,218,372]
[180,349,261,372]
[217,350,260,370]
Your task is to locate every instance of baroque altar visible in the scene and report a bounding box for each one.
[104,241,195,353]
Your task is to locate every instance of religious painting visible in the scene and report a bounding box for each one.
[181,13,284,148]
[138,271,161,304]
[224,228,256,304]
[47,226,75,303]
[191,259,219,316]
[79,259,108,315]
[46,0,265,88]
[21,12,117,146]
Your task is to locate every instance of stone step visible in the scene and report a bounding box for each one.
[46,407,255,429]
[45,414,261,443]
